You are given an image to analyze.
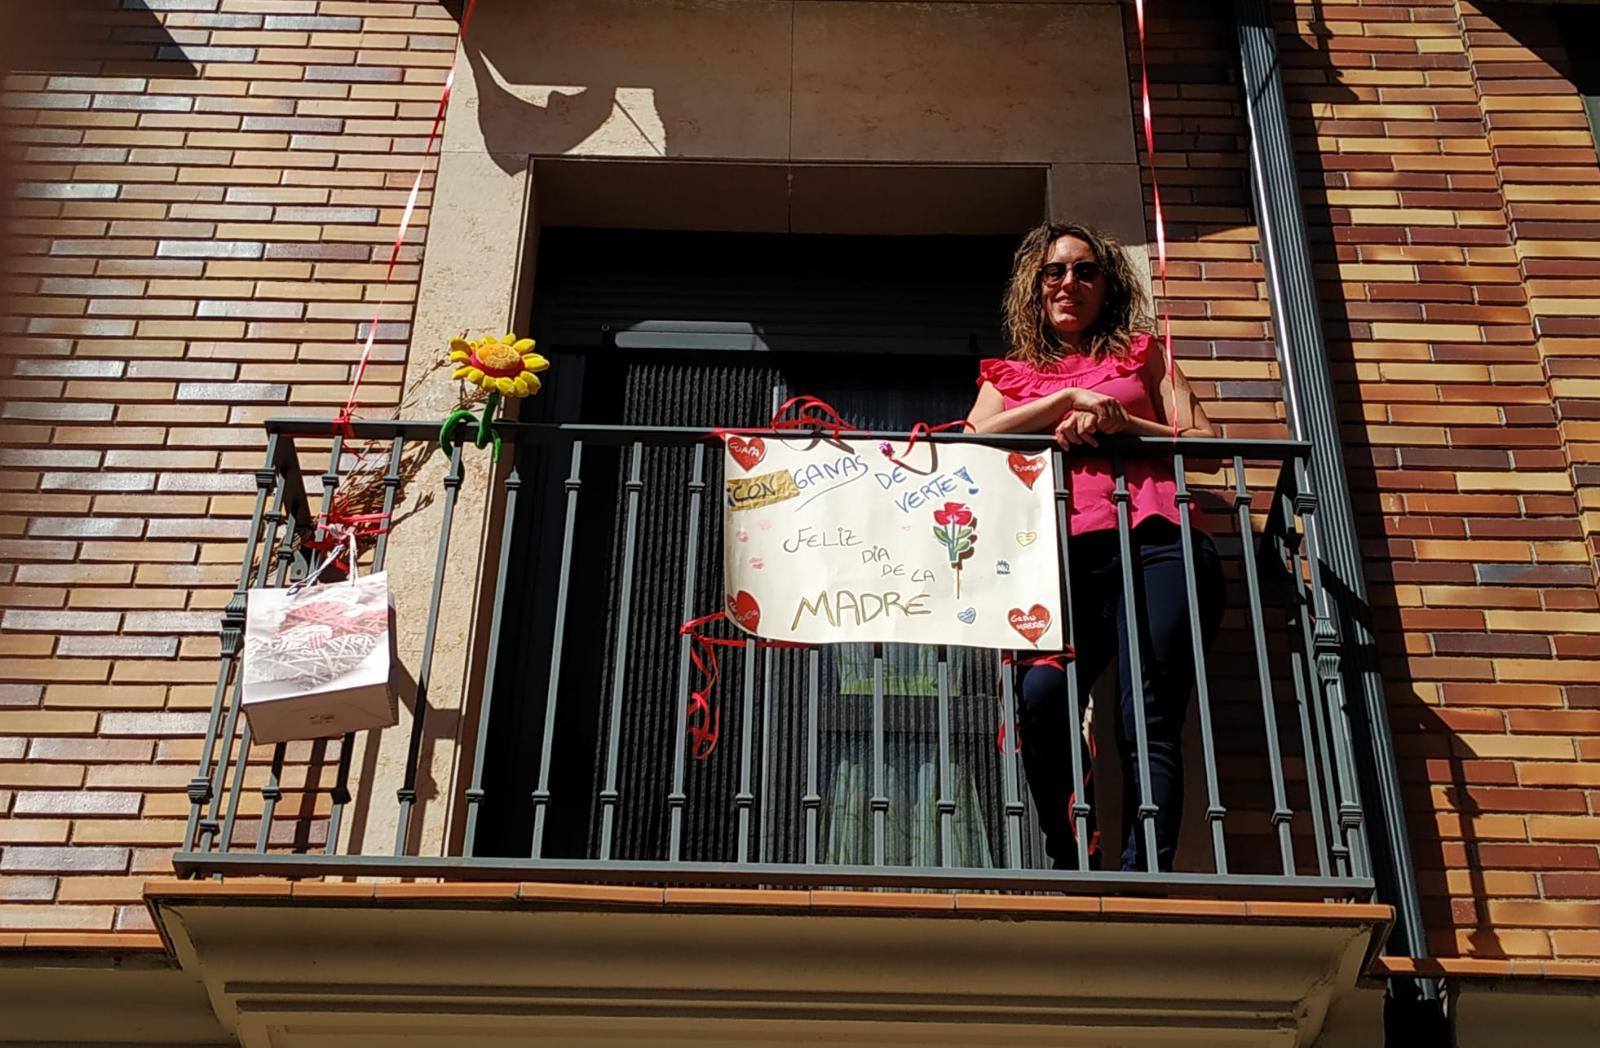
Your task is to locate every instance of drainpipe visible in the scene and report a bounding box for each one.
[1228,0,1445,1037]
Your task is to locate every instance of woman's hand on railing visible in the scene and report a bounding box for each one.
[1053,410,1101,448]
[1063,388,1130,431]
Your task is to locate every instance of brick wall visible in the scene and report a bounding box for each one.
[0,0,453,937]
[1273,0,1600,963]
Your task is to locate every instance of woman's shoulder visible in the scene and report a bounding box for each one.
[976,357,1018,388]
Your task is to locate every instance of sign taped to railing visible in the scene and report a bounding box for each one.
[722,435,1064,650]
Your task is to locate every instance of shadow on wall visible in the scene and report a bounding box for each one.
[1285,0,1597,963]
[444,0,1145,183]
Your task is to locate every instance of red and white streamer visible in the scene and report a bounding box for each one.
[1132,0,1180,442]
[336,0,481,436]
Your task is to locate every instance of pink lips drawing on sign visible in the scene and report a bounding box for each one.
[726,590,761,633]
[1007,604,1051,646]
[1007,452,1046,490]
[727,436,766,472]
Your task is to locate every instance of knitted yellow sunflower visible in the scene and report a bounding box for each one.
[449,334,549,398]
[439,333,551,459]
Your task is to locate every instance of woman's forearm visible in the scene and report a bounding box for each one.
[970,388,1077,434]
[1116,416,1214,439]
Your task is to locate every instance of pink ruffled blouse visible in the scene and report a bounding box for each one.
[977,333,1205,537]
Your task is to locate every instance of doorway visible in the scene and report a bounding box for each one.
[474,229,1031,869]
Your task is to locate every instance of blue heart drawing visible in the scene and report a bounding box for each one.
[957,607,977,625]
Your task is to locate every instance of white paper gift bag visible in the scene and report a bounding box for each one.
[241,567,398,745]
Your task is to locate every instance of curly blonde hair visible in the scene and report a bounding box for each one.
[1003,222,1153,366]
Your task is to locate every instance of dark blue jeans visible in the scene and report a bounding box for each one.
[1017,517,1224,873]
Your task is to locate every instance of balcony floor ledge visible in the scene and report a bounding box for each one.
[144,879,1391,1048]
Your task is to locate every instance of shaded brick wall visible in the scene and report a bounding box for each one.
[1274,0,1600,963]
[0,0,452,938]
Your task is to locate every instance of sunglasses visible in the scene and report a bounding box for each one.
[1039,260,1102,286]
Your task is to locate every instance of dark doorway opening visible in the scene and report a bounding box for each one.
[474,229,1023,866]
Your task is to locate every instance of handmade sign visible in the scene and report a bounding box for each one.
[722,436,1064,650]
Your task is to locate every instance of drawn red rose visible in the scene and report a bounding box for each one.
[933,502,973,526]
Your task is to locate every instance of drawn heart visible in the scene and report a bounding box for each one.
[1008,451,1047,490]
[957,607,977,625]
[1007,604,1052,645]
[1015,531,1037,547]
[728,435,766,472]
[726,590,761,632]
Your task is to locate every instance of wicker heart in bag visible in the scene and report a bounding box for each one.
[245,589,387,689]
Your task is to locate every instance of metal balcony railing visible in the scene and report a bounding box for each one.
[175,418,1374,899]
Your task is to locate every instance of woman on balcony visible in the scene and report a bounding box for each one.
[967,222,1224,874]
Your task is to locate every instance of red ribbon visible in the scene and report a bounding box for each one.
[678,611,807,760]
[334,0,481,439]
[995,650,1075,753]
[877,419,976,473]
[1132,0,1180,443]
[301,501,392,572]
[710,394,853,444]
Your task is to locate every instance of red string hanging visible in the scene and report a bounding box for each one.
[1132,0,1181,443]
[678,611,807,760]
[877,418,976,473]
[334,0,482,439]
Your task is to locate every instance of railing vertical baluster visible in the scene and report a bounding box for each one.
[667,444,707,862]
[1051,449,1090,869]
[1172,452,1230,875]
[997,650,1025,870]
[758,649,775,864]
[1295,459,1370,878]
[219,719,255,855]
[935,645,955,867]
[1288,482,1348,878]
[597,443,645,860]
[255,483,301,855]
[803,647,821,864]
[1272,468,1332,877]
[394,443,465,853]
[323,738,355,854]
[870,642,888,866]
[226,465,292,856]
[736,638,757,863]
[1233,456,1296,874]
[219,433,339,855]
[254,743,285,854]
[462,438,527,852]
[307,435,357,853]
[186,434,283,857]
[1111,452,1161,871]
[531,441,584,858]
[325,438,400,855]
[370,436,403,571]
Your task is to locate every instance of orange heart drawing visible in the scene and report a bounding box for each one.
[726,590,761,633]
[1007,604,1051,645]
[727,436,766,472]
[1008,451,1046,489]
